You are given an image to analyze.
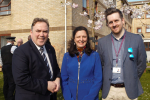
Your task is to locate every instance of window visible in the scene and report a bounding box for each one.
[0,34,10,48]
[145,43,148,48]
[144,42,148,48]
[0,0,11,15]
[82,0,87,12]
[82,0,89,13]
[146,27,150,33]
[137,15,142,18]
[82,0,86,8]
[137,28,142,33]
[144,42,150,51]
[146,14,150,18]
[95,1,98,13]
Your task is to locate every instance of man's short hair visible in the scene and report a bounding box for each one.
[17,38,23,43]
[105,8,123,25]
[31,18,49,30]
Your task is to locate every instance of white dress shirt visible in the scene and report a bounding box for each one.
[34,42,53,78]
[6,43,17,54]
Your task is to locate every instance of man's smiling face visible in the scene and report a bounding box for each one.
[107,12,124,35]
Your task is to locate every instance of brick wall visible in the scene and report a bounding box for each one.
[0,0,112,68]
[0,0,74,67]
[131,4,150,38]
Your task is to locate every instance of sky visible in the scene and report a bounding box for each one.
[127,0,147,2]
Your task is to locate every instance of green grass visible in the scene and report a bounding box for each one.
[0,69,150,100]
[0,72,4,100]
[147,63,150,66]
[138,68,150,100]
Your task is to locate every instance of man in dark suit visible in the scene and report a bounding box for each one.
[98,8,146,100]
[12,18,60,100]
[1,37,16,100]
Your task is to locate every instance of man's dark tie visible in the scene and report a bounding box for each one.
[40,47,51,78]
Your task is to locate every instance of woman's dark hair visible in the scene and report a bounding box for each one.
[68,26,93,57]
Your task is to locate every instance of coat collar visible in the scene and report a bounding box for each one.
[123,31,131,63]
[107,34,113,64]
[74,52,89,64]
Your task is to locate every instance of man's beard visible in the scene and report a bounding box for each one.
[112,26,123,35]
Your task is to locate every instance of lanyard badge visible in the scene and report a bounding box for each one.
[113,67,121,73]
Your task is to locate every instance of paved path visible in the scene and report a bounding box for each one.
[147,66,150,68]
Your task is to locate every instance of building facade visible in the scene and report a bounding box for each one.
[116,0,132,33]
[129,0,150,62]
[0,0,132,68]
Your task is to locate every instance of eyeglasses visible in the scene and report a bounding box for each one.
[128,48,134,59]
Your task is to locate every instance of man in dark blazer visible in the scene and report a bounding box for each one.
[98,8,146,100]
[12,18,60,100]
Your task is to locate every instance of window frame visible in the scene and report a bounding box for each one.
[145,13,150,19]
[146,27,150,33]
[137,27,142,33]
[0,34,11,49]
[0,0,11,16]
[144,42,150,51]
[82,0,89,14]
[137,15,142,19]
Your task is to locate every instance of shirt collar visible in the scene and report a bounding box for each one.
[32,40,45,51]
[6,43,12,45]
[111,31,125,40]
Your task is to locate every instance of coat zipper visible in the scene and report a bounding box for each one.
[76,62,80,100]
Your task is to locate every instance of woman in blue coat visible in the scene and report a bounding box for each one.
[61,26,102,100]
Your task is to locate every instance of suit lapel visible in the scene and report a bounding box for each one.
[107,34,113,65]
[29,40,49,71]
[123,31,131,63]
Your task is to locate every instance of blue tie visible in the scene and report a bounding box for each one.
[40,47,51,78]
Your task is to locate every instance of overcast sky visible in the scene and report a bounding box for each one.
[127,0,147,2]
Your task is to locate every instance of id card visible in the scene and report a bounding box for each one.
[113,67,121,73]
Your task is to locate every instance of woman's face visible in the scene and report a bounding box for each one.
[74,30,87,48]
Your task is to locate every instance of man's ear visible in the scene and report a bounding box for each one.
[122,18,125,25]
[30,30,32,36]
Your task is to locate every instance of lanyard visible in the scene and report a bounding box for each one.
[111,32,126,67]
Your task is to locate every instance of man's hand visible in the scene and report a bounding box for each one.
[47,81,57,93]
[53,78,60,92]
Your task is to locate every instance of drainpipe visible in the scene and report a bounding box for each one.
[65,0,67,53]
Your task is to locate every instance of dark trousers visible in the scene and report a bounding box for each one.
[50,92,57,100]
[2,64,15,100]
